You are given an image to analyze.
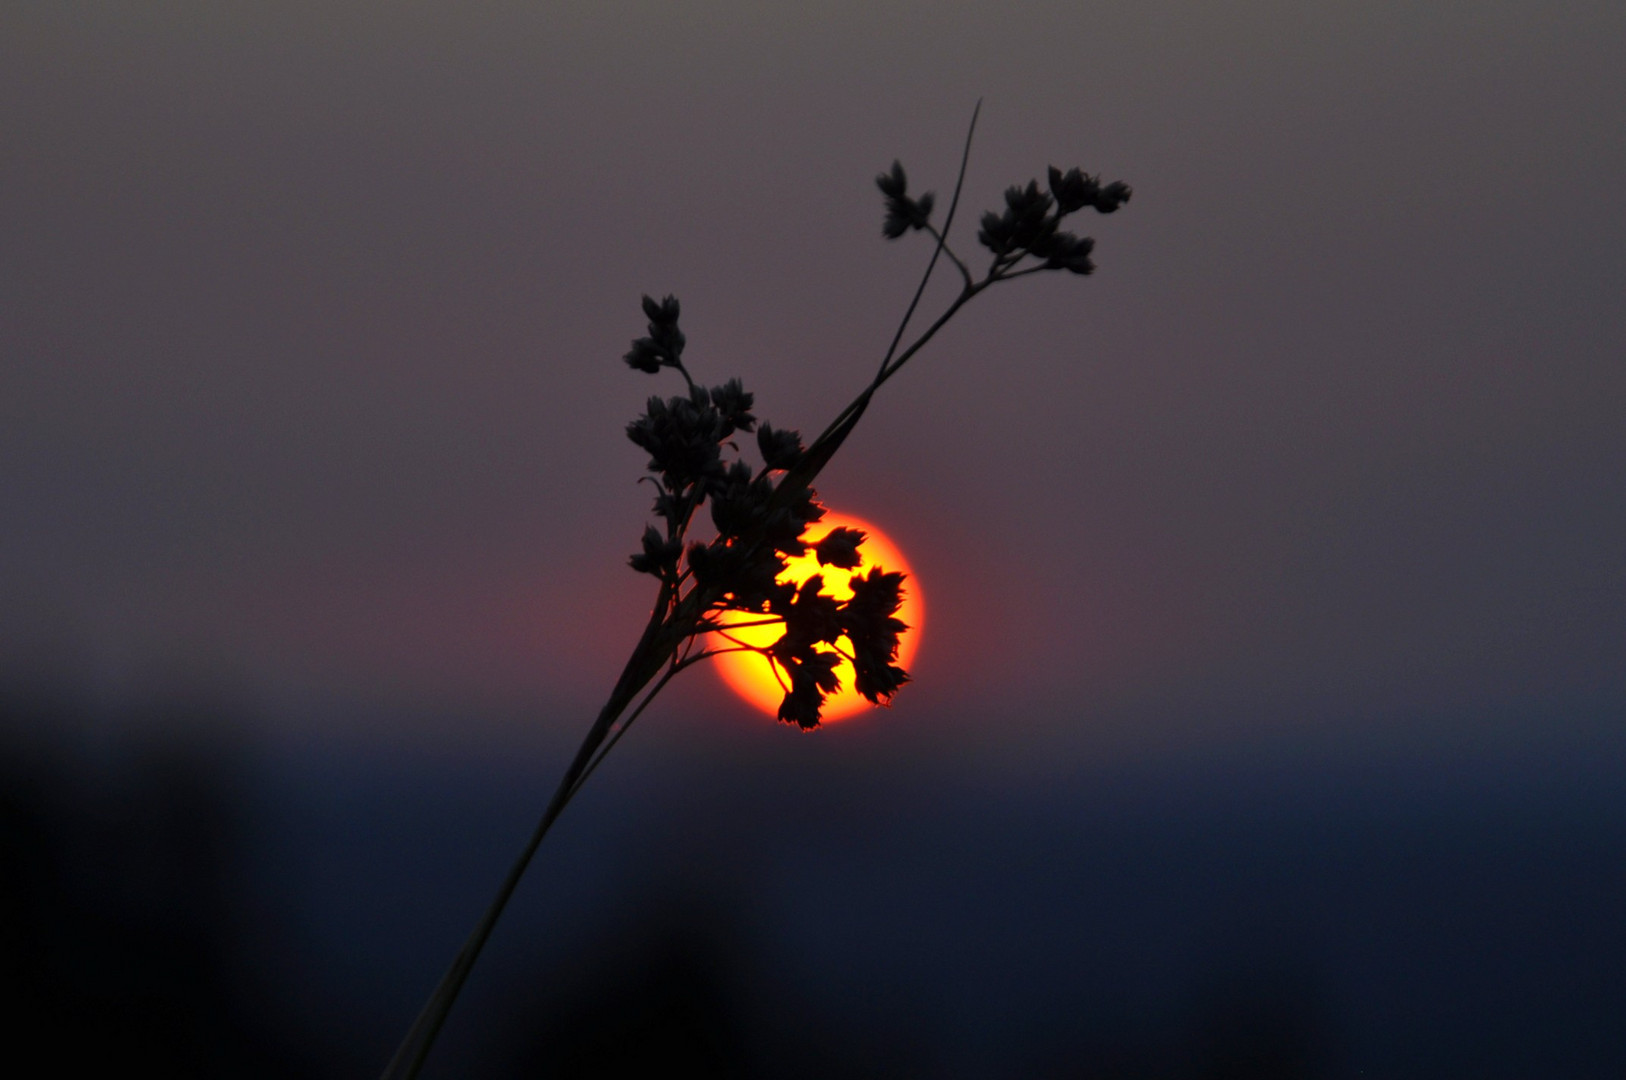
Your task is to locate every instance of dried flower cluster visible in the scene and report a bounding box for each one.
[620,296,908,728]
[611,155,1130,730]
[382,112,1130,1080]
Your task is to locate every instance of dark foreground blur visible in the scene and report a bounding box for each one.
[3,681,1622,1079]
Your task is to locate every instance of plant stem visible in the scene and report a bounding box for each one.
[379,593,679,1080]
[875,98,981,382]
[380,98,1000,1079]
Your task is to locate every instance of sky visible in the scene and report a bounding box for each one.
[6,1,1619,762]
[3,3,1624,1074]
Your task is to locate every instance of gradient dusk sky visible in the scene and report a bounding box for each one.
[5,6,1626,1075]
[4,2,1623,756]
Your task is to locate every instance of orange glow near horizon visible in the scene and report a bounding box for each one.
[711,512,922,722]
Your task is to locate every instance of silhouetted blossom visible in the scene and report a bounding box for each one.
[1094,180,1132,213]
[641,293,681,325]
[710,377,756,435]
[615,149,1129,727]
[1047,166,1096,214]
[625,389,727,494]
[967,165,1130,278]
[617,287,915,726]
[1047,166,1132,215]
[842,567,910,703]
[764,484,824,555]
[623,337,664,374]
[814,526,867,569]
[978,180,1055,257]
[623,294,689,374]
[385,124,1133,1080]
[876,160,935,239]
[756,423,803,471]
[707,460,770,537]
[775,646,841,728]
[651,489,687,526]
[1038,231,1096,274]
[615,143,1132,734]
[778,575,844,651]
[629,524,682,577]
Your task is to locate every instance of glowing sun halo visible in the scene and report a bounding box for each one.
[711,512,922,722]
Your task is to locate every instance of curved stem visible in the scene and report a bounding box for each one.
[672,360,697,393]
[775,100,984,502]
[703,615,788,632]
[379,704,611,1080]
[567,657,689,802]
[380,97,1028,1080]
[921,224,974,289]
[991,263,1051,283]
[380,585,678,1080]
[876,280,984,387]
[874,99,982,382]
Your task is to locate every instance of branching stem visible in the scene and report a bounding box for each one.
[379,97,1127,1080]
[874,99,981,384]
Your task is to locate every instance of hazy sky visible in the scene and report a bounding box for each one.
[3,2,1622,760]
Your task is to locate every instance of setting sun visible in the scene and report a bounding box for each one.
[710,512,922,722]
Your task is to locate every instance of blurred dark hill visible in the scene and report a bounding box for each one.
[0,685,314,1076]
[3,681,1623,1078]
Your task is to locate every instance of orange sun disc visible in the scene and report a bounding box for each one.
[710,511,922,722]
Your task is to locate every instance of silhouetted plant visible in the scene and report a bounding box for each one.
[381,104,1130,1080]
